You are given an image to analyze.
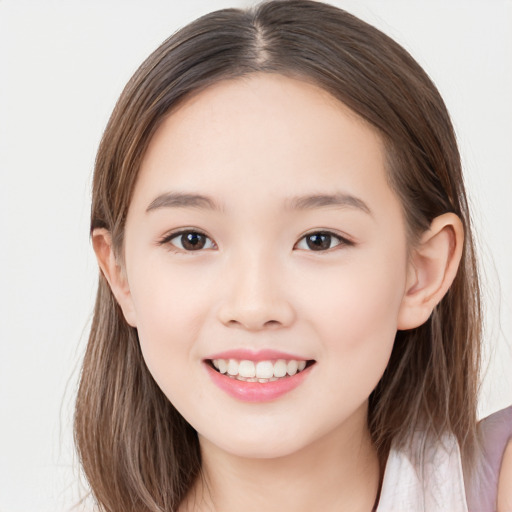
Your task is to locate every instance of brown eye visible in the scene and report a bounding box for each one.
[306,233,333,250]
[168,231,215,251]
[296,231,349,251]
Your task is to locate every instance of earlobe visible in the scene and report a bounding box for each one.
[92,228,137,327]
[397,213,464,330]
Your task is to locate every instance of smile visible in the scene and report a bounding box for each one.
[210,358,310,382]
[205,356,316,402]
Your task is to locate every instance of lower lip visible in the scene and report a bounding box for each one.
[204,362,313,402]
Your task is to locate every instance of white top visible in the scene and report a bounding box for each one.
[377,431,468,511]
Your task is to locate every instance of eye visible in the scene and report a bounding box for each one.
[161,230,216,252]
[295,231,351,252]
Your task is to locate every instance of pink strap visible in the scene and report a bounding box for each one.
[466,405,512,511]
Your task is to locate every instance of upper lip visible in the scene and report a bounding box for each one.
[204,349,313,362]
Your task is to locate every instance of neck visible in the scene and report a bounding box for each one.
[181,403,380,512]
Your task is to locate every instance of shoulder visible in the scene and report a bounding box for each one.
[473,405,512,512]
[498,437,512,512]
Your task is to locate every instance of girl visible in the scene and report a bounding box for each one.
[74,1,512,510]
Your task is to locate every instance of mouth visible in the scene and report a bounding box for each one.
[206,358,316,383]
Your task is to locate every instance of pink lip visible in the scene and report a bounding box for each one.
[205,349,310,362]
[204,361,314,403]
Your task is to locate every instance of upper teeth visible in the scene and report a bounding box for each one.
[212,358,307,379]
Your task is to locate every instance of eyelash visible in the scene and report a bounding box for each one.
[158,229,354,253]
[158,230,217,252]
[295,231,354,252]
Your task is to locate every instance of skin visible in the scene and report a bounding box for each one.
[498,439,512,511]
[94,74,465,511]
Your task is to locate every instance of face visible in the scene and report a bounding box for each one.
[120,74,411,458]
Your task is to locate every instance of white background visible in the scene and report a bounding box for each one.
[0,1,511,510]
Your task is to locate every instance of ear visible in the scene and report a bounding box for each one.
[397,213,464,330]
[92,228,137,327]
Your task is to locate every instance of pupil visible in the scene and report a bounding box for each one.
[183,232,205,250]
[307,233,331,250]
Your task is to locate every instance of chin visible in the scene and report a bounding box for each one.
[213,436,304,459]
[196,418,321,460]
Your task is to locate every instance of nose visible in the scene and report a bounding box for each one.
[217,252,295,331]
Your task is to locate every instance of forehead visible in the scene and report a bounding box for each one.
[133,73,398,217]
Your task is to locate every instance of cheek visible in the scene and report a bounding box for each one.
[126,257,210,382]
[299,250,407,387]
[301,251,405,329]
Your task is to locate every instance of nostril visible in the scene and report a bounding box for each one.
[217,294,296,331]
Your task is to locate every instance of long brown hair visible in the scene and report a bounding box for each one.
[74,1,482,510]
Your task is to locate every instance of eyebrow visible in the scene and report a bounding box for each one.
[146,191,372,216]
[285,192,372,216]
[146,192,224,213]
